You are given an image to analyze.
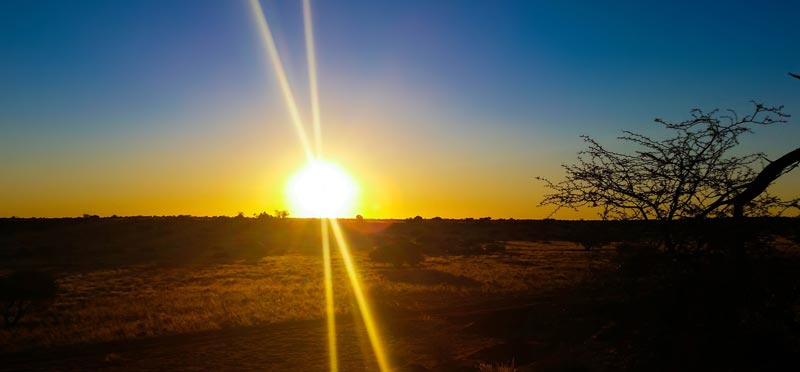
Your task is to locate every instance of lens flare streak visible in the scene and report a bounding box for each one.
[330,219,391,372]
[250,1,389,370]
[321,219,338,372]
[303,0,323,157]
[249,0,314,161]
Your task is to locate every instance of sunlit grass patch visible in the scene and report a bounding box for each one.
[0,241,615,352]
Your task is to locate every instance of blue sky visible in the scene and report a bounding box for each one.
[1,0,799,218]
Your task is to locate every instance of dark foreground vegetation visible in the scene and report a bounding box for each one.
[1,216,799,371]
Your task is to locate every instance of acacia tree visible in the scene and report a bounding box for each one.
[538,102,798,222]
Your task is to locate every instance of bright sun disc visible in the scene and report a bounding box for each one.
[286,159,358,218]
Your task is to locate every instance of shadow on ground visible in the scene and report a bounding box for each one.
[381,269,482,287]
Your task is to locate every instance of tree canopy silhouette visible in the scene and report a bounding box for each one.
[538,102,798,221]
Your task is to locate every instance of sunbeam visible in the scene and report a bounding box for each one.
[330,218,391,372]
[321,219,338,372]
[250,1,388,370]
[249,0,314,161]
[303,0,323,157]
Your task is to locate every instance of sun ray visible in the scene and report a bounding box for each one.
[329,218,391,372]
[303,0,323,157]
[321,218,338,372]
[250,1,383,370]
[249,0,314,161]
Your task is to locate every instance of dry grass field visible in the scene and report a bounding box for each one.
[0,239,610,352]
[1,217,799,371]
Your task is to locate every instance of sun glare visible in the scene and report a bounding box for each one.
[286,159,358,218]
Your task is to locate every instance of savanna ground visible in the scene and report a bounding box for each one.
[1,217,799,371]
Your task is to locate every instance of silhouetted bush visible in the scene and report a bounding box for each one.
[480,242,506,253]
[792,226,800,244]
[369,238,424,267]
[0,270,57,328]
[572,225,613,250]
[615,241,663,280]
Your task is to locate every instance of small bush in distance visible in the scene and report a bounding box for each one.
[0,270,58,328]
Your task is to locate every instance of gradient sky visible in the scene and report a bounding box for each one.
[2,0,799,219]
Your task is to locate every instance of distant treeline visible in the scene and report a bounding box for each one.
[1,216,798,270]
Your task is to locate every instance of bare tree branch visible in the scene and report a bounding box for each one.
[537,102,794,221]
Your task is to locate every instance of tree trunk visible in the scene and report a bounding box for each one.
[730,147,800,261]
[732,147,800,218]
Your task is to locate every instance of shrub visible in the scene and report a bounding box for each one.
[481,242,506,253]
[615,241,662,278]
[369,238,424,267]
[572,225,613,250]
[0,270,57,328]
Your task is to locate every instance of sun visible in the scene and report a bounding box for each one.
[286,159,359,218]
